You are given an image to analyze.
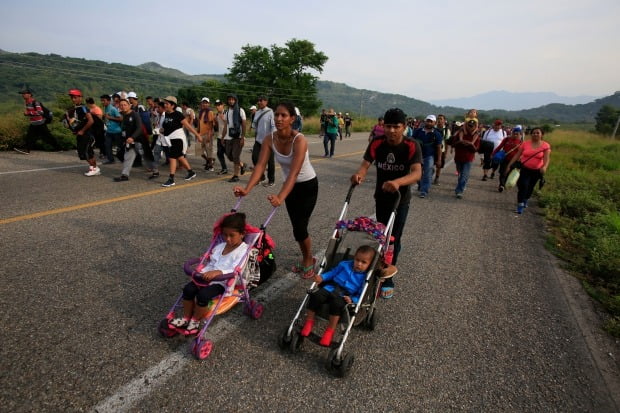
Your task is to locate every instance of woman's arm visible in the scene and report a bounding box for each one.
[181,118,202,143]
[541,148,551,174]
[506,145,524,169]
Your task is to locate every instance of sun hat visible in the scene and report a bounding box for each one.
[164,96,177,105]
[327,108,336,115]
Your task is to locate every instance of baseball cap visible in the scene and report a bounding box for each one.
[214,99,222,105]
[68,89,82,97]
[127,91,138,99]
[19,87,33,94]
[425,115,437,122]
[201,97,210,102]
[512,126,523,133]
[250,105,257,110]
[494,119,503,125]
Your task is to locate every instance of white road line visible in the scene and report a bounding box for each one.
[91,267,308,413]
[0,164,84,175]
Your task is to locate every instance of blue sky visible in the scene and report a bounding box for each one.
[2,0,618,101]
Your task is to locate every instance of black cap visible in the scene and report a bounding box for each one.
[19,87,33,94]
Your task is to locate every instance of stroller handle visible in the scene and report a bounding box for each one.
[231,196,243,212]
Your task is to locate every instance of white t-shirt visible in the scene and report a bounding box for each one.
[483,129,506,150]
[200,241,248,288]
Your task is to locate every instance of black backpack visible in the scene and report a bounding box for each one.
[35,101,53,124]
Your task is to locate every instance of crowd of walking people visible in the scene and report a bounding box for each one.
[15,86,551,299]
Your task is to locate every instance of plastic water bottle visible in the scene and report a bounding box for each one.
[384,236,395,265]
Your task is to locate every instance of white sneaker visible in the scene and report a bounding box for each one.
[85,166,101,177]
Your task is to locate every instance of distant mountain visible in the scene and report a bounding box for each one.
[0,51,616,123]
[136,62,224,84]
[431,90,601,111]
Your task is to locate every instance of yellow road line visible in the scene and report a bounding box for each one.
[0,150,365,225]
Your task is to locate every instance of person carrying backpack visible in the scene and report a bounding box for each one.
[15,87,61,153]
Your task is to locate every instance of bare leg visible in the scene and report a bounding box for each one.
[178,157,192,171]
[169,158,177,175]
[182,299,194,319]
[327,314,340,330]
[299,236,313,268]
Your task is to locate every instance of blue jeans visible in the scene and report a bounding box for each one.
[420,156,435,194]
[323,133,337,156]
[104,132,122,162]
[454,160,473,194]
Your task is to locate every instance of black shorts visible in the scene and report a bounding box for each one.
[168,139,184,159]
[76,133,95,160]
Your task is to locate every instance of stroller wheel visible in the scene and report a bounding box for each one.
[158,318,178,338]
[250,302,264,320]
[365,308,379,331]
[327,349,354,378]
[191,338,213,360]
[277,327,292,351]
[289,332,304,354]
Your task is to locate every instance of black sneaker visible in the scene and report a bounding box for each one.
[482,175,488,181]
[162,178,175,187]
[113,175,129,182]
[262,181,275,187]
[228,175,240,183]
[184,171,197,181]
[217,169,229,175]
[148,172,160,180]
[240,163,246,175]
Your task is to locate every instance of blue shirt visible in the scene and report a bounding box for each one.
[412,127,443,158]
[321,260,367,304]
[104,104,122,134]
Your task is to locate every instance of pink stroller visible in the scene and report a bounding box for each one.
[158,198,277,360]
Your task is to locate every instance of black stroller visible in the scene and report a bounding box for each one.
[278,184,399,377]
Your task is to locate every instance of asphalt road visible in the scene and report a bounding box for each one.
[1,133,618,412]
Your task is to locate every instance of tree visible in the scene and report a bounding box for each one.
[225,39,328,115]
[177,79,227,107]
[595,105,620,135]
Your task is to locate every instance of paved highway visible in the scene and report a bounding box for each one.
[0,133,617,412]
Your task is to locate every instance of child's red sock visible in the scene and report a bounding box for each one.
[319,327,335,346]
[300,318,314,337]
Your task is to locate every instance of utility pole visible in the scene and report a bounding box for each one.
[611,114,620,139]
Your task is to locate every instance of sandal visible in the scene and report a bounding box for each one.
[292,257,316,275]
[301,266,316,279]
[185,319,200,335]
[380,286,394,299]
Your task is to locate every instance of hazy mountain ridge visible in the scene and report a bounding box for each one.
[0,51,617,122]
[431,90,602,111]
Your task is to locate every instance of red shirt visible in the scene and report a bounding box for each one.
[24,98,45,125]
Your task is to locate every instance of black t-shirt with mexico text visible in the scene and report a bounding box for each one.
[363,136,422,205]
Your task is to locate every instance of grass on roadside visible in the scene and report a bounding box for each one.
[539,129,620,336]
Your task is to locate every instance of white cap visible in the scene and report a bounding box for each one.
[201,97,210,102]
[127,91,138,99]
[249,105,257,110]
[425,114,436,122]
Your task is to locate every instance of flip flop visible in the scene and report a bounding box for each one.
[300,258,317,279]
[381,286,394,299]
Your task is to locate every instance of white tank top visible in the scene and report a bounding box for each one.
[271,132,316,182]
